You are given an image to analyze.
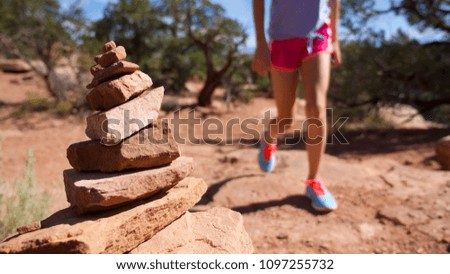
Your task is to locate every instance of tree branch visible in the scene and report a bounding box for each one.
[372,1,450,34]
[401,1,450,33]
[217,49,235,76]
[185,4,207,50]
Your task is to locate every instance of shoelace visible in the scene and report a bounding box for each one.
[305,179,325,196]
[263,143,277,161]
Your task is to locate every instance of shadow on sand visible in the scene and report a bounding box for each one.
[231,195,327,216]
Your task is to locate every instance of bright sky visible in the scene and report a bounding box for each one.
[65,0,444,50]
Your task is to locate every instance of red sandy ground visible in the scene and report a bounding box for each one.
[0,71,449,253]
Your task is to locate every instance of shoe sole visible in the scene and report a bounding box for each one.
[311,202,337,212]
[306,191,338,212]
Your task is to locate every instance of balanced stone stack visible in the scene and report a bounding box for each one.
[65,40,191,214]
[0,41,253,254]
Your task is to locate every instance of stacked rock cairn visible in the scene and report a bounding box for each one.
[66,40,194,214]
[0,41,253,254]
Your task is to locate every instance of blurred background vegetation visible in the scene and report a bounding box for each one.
[0,150,48,239]
[0,0,448,122]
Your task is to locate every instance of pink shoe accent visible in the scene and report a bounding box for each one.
[263,143,277,161]
[305,179,326,196]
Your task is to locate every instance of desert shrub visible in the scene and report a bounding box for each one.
[11,94,75,118]
[53,101,73,117]
[329,39,450,125]
[0,150,48,239]
[12,95,52,118]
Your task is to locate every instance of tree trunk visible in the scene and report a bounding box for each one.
[196,49,235,107]
[197,74,222,107]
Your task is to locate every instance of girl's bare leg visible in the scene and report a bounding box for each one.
[301,53,331,179]
[265,69,298,143]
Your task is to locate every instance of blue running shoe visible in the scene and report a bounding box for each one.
[258,140,277,172]
[305,179,337,212]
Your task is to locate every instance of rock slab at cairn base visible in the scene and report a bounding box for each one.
[64,157,194,214]
[130,207,254,254]
[0,177,206,254]
[85,86,164,144]
[68,120,179,172]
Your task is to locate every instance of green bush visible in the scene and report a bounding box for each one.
[11,95,76,118]
[12,95,52,118]
[329,39,450,125]
[0,150,48,239]
[53,101,73,117]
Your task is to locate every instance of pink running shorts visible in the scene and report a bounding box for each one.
[270,23,332,71]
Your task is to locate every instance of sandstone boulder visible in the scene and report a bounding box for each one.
[85,86,164,144]
[64,157,193,214]
[130,207,254,254]
[68,120,179,172]
[436,135,450,170]
[0,59,32,72]
[86,70,151,110]
[0,177,206,254]
[29,59,48,76]
[48,65,79,102]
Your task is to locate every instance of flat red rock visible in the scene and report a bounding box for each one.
[86,61,140,89]
[64,157,193,214]
[86,70,151,110]
[85,86,164,144]
[96,46,127,67]
[68,120,179,172]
